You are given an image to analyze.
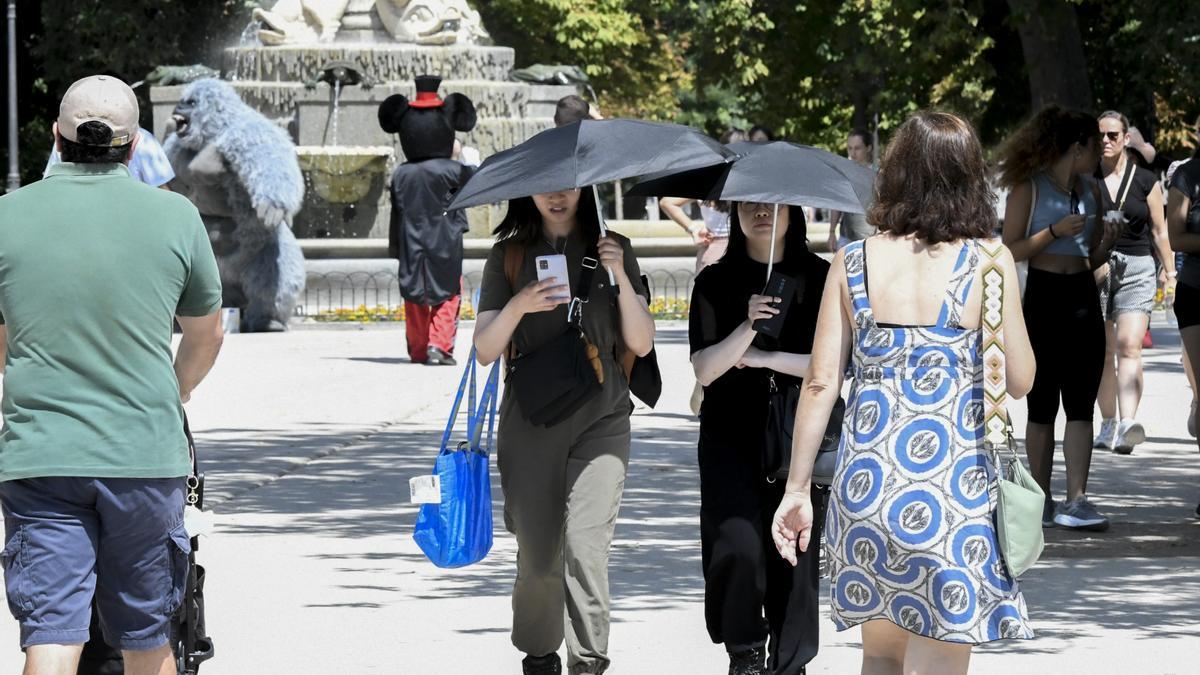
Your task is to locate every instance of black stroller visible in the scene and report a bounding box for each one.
[78,419,215,675]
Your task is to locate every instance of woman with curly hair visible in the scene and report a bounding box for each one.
[998,106,1120,531]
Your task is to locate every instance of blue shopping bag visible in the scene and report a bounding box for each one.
[412,347,499,568]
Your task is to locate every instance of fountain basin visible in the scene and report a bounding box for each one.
[293,146,395,238]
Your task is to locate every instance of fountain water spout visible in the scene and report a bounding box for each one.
[304,60,375,147]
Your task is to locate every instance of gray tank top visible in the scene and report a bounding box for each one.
[1026,172,1098,257]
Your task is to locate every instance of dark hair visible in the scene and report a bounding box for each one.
[848,128,873,148]
[749,124,775,141]
[60,121,132,164]
[1098,110,1130,132]
[722,203,809,264]
[997,105,1099,187]
[869,111,996,245]
[493,186,602,246]
[554,95,591,127]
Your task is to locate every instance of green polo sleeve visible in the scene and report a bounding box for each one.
[176,211,223,317]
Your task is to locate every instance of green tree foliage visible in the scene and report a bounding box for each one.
[5,1,256,184]
[1078,0,1200,155]
[6,0,1199,186]
[477,0,692,120]
[481,0,1199,156]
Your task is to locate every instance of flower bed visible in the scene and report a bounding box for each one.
[311,298,688,322]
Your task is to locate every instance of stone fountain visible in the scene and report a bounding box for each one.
[150,0,575,241]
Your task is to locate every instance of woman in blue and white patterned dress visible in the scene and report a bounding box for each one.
[772,112,1038,674]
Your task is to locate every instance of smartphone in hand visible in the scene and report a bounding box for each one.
[535,254,571,301]
[754,272,800,338]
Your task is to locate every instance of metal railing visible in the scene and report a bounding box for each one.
[297,267,697,317]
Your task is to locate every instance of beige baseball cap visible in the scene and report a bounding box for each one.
[57,75,139,146]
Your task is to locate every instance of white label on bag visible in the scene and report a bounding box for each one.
[409,475,441,504]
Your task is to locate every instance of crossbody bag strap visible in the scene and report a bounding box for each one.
[503,242,525,365]
[567,245,600,327]
[1115,156,1137,212]
[1025,179,1037,239]
[980,241,1013,449]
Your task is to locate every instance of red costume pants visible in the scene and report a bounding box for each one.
[405,295,460,362]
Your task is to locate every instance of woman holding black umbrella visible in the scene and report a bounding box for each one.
[689,202,829,675]
[474,186,654,675]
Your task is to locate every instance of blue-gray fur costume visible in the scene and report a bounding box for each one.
[164,79,305,332]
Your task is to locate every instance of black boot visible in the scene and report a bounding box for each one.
[426,346,457,366]
[728,646,766,675]
[522,653,562,675]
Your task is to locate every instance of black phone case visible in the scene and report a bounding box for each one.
[753,272,800,338]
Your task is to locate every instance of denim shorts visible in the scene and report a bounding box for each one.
[1100,251,1157,319]
[0,477,188,650]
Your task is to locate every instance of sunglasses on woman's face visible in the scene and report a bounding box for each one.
[1103,131,1123,141]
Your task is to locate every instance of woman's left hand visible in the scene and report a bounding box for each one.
[736,346,770,369]
[771,490,814,567]
[1091,213,1121,253]
[597,236,628,282]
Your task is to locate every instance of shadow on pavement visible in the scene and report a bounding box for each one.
[197,407,706,609]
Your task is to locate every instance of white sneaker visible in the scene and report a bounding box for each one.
[1113,419,1146,455]
[1093,419,1117,450]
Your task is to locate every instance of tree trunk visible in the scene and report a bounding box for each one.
[1006,0,1093,111]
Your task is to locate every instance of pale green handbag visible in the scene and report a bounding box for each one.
[981,243,1045,578]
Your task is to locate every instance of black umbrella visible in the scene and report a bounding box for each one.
[629,141,876,284]
[628,140,875,214]
[449,119,733,210]
[450,118,734,287]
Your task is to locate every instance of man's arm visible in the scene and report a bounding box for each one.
[175,312,224,403]
[0,325,6,374]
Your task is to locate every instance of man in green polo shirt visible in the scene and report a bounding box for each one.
[0,75,224,675]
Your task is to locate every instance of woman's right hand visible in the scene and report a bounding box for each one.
[1053,213,1087,238]
[771,491,814,567]
[748,294,781,324]
[514,278,570,315]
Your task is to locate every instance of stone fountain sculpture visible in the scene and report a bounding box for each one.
[150,0,574,243]
[254,0,489,46]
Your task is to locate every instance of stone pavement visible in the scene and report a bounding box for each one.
[0,319,1197,674]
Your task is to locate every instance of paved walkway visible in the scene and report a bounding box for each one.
[0,320,1197,673]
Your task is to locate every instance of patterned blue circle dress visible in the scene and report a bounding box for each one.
[825,239,1034,644]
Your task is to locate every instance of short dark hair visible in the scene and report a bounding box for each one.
[848,128,873,148]
[749,124,775,141]
[554,95,591,127]
[59,121,132,164]
[869,111,996,245]
[493,186,602,246]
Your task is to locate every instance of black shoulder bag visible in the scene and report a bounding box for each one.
[506,247,604,428]
[760,272,845,484]
[617,273,662,408]
[763,376,845,484]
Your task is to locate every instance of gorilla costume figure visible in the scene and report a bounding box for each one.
[379,75,477,365]
[165,79,306,332]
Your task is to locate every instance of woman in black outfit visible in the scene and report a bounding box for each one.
[689,202,829,675]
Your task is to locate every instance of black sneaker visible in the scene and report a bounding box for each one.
[728,647,766,675]
[522,653,562,675]
[1194,502,1200,520]
[426,346,457,366]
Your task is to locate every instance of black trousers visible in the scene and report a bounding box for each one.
[1023,268,1106,424]
[699,430,828,675]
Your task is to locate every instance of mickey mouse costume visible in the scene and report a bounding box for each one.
[378,75,478,365]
